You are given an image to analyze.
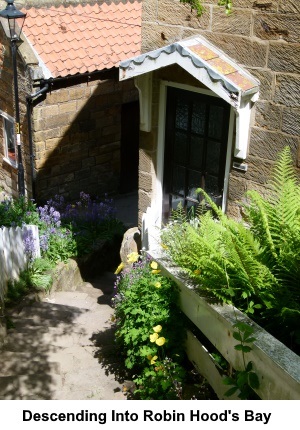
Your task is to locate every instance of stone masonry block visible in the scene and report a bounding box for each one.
[243,155,275,185]
[227,174,247,201]
[254,13,299,43]
[212,8,252,37]
[139,171,153,193]
[274,74,300,107]
[254,102,282,131]
[249,127,299,162]
[140,131,157,152]
[58,101,77,115]
[158,1,210,30]
[142,0,158,22]
[278,0,300,14]
[203,33,268,68]
[139,149,153,174]
[139,189,152,216]
[46,89,70,105]
[249,69,274,101]
[268,42,300,74]
[142,24,183,52]
[282,108,300,137]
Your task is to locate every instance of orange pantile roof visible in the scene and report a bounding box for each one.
[22,1,142,78]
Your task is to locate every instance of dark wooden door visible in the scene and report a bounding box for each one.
[120,101,139,193]
[163,87,230,221]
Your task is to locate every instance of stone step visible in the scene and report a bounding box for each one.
[43,290,99,310]
[12,301,89,325]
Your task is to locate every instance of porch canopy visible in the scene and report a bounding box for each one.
[119,35,260,159]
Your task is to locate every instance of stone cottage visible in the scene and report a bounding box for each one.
[0,0,142,201]
[119,0,300,248]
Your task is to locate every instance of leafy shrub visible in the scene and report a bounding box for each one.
[161,147,300,354]
[113,253,187,399]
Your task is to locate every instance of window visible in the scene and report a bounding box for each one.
[163,87,230,222]
[1,112,16,167]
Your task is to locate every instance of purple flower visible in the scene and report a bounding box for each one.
[23,229,37,262]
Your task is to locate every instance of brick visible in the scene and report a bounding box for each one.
[212,8,252,37]
[274,74,300,107]
[254,102,282,131]
[249,127,299,162]
[268,42,300,74]
[282,108,300,136]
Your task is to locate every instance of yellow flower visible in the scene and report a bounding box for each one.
[150,333,159,343]
[194,269,201,275]
[154,281,161,288]
[114,262,125,274]
[161,243,168,250]
[150,261,158,270]
[153,325,162,333]
[152,269,161,274]
[155,337,166,346]
[127,252,139,263]
[150,355,158,365]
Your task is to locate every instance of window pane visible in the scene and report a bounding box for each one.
[4,117,16,164]
[187,170,201,200]
[174,131,188,164]
[172,165,185,196]
[190,135,204,170]
[206,141,221,176]
[171,195,184,211]
[191,101,206,135]
[208,105,224,140]
[206,174,219,196]
[175,99,189,130]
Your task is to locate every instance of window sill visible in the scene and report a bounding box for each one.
[3,157,17,170]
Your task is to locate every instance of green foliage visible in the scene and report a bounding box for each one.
[180,0,233,16]
[0,196,40,227]
[113,254,187,399]
[161,147,300,354]
[180,0,205,15]
[5,258,54,307]
[224,322,259,399]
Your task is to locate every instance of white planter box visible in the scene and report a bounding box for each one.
[148,249,300,400]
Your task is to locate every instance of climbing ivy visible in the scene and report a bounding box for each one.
[179,0,233,16]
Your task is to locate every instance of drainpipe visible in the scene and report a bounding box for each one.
[26,81,49,201]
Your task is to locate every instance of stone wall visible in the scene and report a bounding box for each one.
[0,25,33,198]
[141,0,300,217]
[33,77,138,202]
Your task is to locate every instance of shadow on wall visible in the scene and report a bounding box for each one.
[32,77,139,204]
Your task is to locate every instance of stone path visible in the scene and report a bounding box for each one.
[0,272,128,400]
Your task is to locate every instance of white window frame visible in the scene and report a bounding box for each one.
[142,81,235,250]
[1,111,17,168]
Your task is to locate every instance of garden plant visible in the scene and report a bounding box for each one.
[0,191,124,305]
[113,252,188,399]
[160,147,300,356]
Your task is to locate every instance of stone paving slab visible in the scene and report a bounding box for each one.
[0,274,127,400]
